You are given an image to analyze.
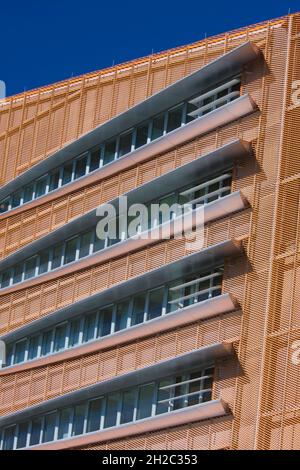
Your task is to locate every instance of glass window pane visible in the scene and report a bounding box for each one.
[1,270,11,288]
[42,412,56,443]
[156,377,173,415]
[103,140,116,165]
[52,243,63,269]
[115,301,129,332]
[35,177,47,197]
[24,257,36,280]
[38,251,50,275]
[62,162,73,185]
[83,312,97,342]
[54,323,67,352]
[58,407,72,440]
[6,344,13,366]
[24,184,34,203]
[13,264,23,284]
[15,340,27,364]
[12,191,22,208]
[104,393,120,428]
[72,404,86,436]
[87,398,103,433]
[3,426,15,450]
[118,132,132,158]
[64,237,78,265]
[0,199,9,213]
[90,149,101,172]
[121,389,135,424]
[74,155,88,179]
[49,170,60,191]
[135,124,148,148]
[93,232,105,252]
[30,418,42,446]
[137,383,154,420]
[151,114,164,140]
[99,306,113,337]
[187,370,203,406]
[147,287,164,321]
[167,105,183,132]
[16,422,28,449]
[41,330,52,356]
[79,231,92,259]
[132,293,146,326]
[28,335,39,360]
[69,318,81,347]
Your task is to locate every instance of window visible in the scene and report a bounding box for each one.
[83,312,97,343]
[24,184,34,203]
[3,426,15,450]
[166,105,183,132]
[79,231,92,259]
[53,323,67,352]
[1,270,11,288]
[0,199,9,213]
[30,418,42,446]
[103,140,116,165]
[58,408,72,440]
[72,404,86,436]
[52,243,63,269]
[62,162,73,185]
[35,176,47,198]
[90,149,101,172]
[147,287,164,321]
[64,237,77,265]
[41,330,52,356]
[12,191,22,208]
[42,412,57,443]
[115,301,129,332]
[38,251,50,275]
[49,170,60,191]
[69,318,81,347]
[118,132,132,158]
[74,155,88,180]
[104,393,120,428]
[137,383,154,420]
[24,257,36,280]
[135,124,148,148]
[28,335,39,360]
[13,264,23,284]
[151,114,165,140]
[87,398,103,433]
[16,422,28,449]
[15,340,27,364]
[121,389,135,424]
[99,307,112,337]
[132,293,146,326]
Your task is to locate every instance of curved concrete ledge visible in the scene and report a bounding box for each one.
[0,293,239,375]
[0,190,248,296]
[0,342,234,428]
[0,41,261,205]
[28,399,230,450]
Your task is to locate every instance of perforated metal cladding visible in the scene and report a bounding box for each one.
[0,211,250,335]
[1,14,300,450]
[0,16,280,186]
[0,116,259,259]
[0,313,241,416]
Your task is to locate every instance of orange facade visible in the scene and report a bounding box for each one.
[0,13,300,450]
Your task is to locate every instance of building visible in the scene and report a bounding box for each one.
[0,12,299,450]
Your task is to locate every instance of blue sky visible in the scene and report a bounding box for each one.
[1,0,299,97]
